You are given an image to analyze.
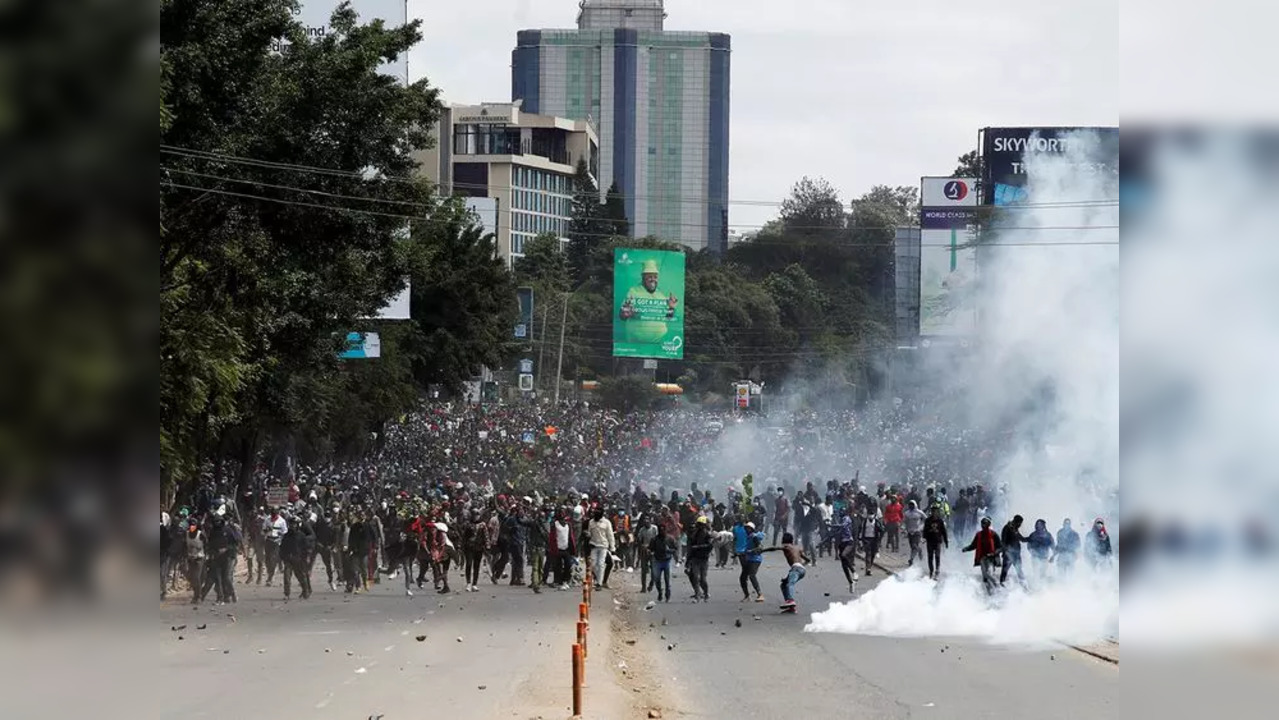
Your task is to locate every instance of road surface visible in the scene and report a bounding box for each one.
[140,551,1279,720]
[607,552,1118,720]
[155,571,627,720]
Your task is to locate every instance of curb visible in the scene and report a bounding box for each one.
[1065,640,1119,665]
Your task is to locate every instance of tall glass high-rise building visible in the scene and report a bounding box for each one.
[511,0,730,254]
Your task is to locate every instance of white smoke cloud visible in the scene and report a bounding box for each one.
[1118,132,1279,649]
[806,565,1117,647]
[805,131,1279,651]
[805,131,1122,647]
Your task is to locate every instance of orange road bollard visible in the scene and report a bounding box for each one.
[577,619,588,659]
[580,601,589,624]
[572,643,583,717]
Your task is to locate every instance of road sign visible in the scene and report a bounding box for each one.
[518,373,534,391]
[519,358,534,374]
[642,359,658,370]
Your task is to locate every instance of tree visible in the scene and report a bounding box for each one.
[600,181,630,239]
[160,0,443,493]
[780,177,846,233]
[513,232,570,293]
[763,264,828,346]
[407,197,519,393]
[953,149,983,178]
[566,158,604,286]
[851,184,919,227]
[597,376,661,413]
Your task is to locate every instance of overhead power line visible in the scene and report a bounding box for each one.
[161,173,1120,245]
[160,144,1120,211]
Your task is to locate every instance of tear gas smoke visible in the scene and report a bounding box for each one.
[1118,131,1279,650]
[807,130,1122,646]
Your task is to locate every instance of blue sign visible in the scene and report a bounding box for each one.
[518,358,534,374]
[338,332,381,359]
[521,431,535,444]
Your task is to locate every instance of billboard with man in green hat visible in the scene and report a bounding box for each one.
[613,248,685,359]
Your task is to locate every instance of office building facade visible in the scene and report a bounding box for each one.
[511,0,730,253]
[415,101,598,265]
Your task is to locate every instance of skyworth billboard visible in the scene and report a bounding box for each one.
[980,127,1119,206]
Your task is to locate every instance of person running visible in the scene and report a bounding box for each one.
[738,521,765,602]
[856,507,884,576]
[685,515,712,602]
[1085,518,1113,568]
[1055,519,1081,574]
[635,514,659,592]
[462,509,488,592]
[963,516,1002,594]
[883,495,904,554]
[587,508,616,590]
[648,528,676,602]
[903,499,926,568]
[761,533,810,610]
[922,504,949,580]
[999,515,1029,587]
[1025,518,1055,580]
[550,508,575,590]
[834,509,858,592]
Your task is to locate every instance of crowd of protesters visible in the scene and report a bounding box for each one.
[161,399,1117,606]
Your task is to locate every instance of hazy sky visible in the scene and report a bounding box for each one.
[406,0,1118,229]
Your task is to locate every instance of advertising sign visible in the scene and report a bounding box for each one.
[612,248,685,359]
[515,286,534,339]
[338,331,381,359]
[919,177,978,337]
[282,2,410,83]
[980,127,1119,206]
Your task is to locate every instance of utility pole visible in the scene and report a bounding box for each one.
[553,292,569,404]
[536,299,548,396]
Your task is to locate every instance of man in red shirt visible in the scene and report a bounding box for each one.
[963,516,1002,594]
[883,495,904,553]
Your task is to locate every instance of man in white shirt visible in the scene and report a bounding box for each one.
[903,499,927,567]
[586,508,615,590]
[817,497,835,558]
[262,508,288,586]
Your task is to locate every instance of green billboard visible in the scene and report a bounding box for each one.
[612,248,685,359]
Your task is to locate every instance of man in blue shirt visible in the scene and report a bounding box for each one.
[737,521,765,602]
[835,510,859,593]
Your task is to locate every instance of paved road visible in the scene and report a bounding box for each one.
[145,552,1275,720]
[156,570,628,720]
[611,552,1119,720]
